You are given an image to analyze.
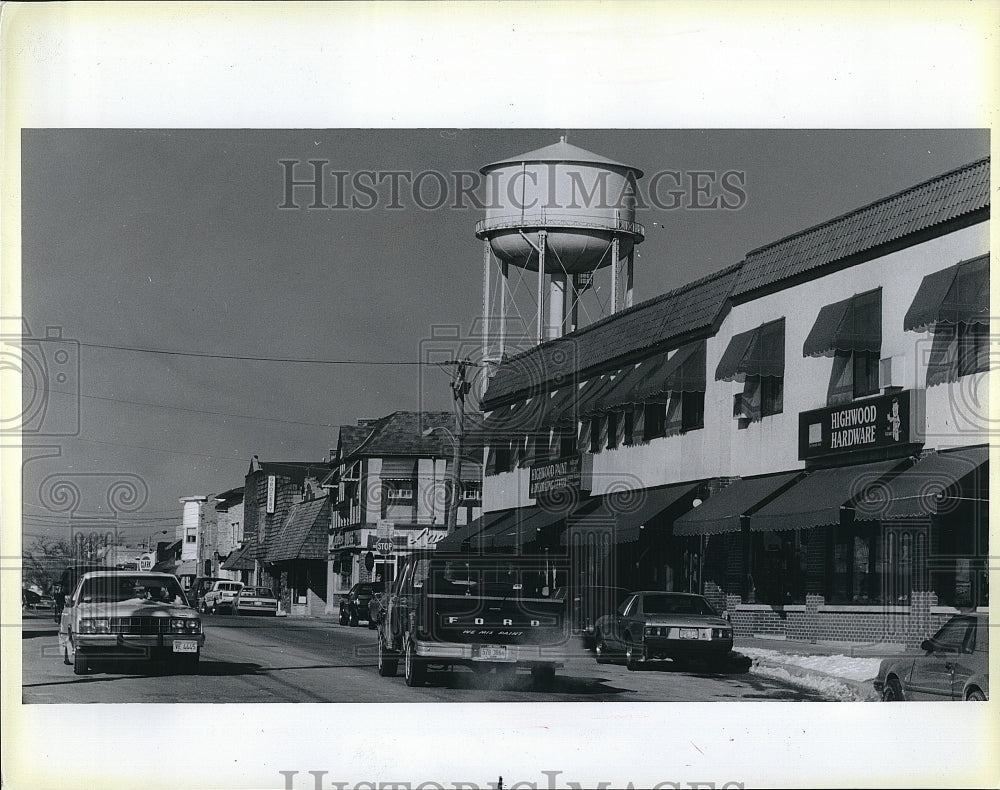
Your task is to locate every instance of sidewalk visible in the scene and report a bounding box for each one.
[733,636,907,701]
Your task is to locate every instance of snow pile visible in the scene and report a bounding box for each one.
[738,647,883,701]
[738,647,881,682]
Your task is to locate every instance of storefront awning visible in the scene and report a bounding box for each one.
[610,481,702,543]
[673,471,804,536]
[380,458,417,479]
[854,446,988,520]
[802,289,882,357]
[488,505,570,548]
[748,458,912,532]
[715,319,785,382]
[434,509,515,551]
[904,255,990,331]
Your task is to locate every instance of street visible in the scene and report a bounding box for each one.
[21,609,830,702]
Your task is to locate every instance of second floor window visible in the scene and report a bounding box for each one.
[716,318,786,424]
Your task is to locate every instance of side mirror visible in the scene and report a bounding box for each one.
[920,638,934,652]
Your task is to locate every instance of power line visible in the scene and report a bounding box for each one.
[37,338,472,365]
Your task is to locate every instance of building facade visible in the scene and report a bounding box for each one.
[474,156,989,647]
[326,412,483,610]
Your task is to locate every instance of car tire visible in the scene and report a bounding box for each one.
[403,640,425,687]
[594,632,611,664]
[624,639,642,671]
[72,642,89,676]
[967,687,986,701]
[377,633,398,677]
[881,677,904,701]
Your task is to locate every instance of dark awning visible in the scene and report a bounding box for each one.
[904,255,990,331]
[540,386,584,428]
[592,359,655,413]
[221,541,255,571]
[609,481,702,543]
[854,446,988,520]
[579,374,626,417]
[380,458,417,478]
[715,319,785,381]
[489,505,569,548]
[434,509,514,551]
[674,471,804,536]
[748,458,912,532]
[803,289,882,357]
[638,340,707,398]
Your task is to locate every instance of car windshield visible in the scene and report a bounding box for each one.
[642,594,717,616]
[432,560,562,597]
[77,575,187,605]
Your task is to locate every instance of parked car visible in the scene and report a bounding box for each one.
[874,613,989,701]
[57,570,203,675]
[571,585,633,648]
[339,582,381,627]
[233,586,279,616]
[200,580,244,614]
[188,577,224,611]
[593,591,733,671]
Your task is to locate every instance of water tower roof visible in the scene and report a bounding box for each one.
[480,139,643,178]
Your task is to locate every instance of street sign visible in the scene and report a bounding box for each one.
[374,538,393,555]
[376,520,393,539]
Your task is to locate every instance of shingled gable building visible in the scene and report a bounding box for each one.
[325,412,483,605]
[471,157,989,647]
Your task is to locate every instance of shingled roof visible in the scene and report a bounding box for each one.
[247,458,332,482]
[482,262,741,408]
[336,424,373,461]
[266,497,331,562]
[733,157,990,298]
[344,411,484,462]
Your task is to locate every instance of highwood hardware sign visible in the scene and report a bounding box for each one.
[798,389,923,461]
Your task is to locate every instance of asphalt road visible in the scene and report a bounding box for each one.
[21,609,829,702]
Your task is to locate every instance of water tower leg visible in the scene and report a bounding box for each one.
[536,231,547,344]
[610,240,618,312]
[499,260,508,359]
[548,273,567,340]
[482,240,491,362]
[626,247,635,309]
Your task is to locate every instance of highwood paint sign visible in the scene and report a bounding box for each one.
[529,455,583,497]
[798,389,924,461]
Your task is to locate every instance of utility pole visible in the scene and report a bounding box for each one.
[446,360,472,534]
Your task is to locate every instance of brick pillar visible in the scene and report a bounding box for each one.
[804,594,823,644]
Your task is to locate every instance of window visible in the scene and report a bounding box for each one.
[558,427,576,458]
[606,412,620,450]
[461,481,482,502]
[719,319,785,423]
[384,480,414,500]
[589,416,603,454]
[680,391,705,431]
[957,322,988,377]
[623,409,635,445]
[186,534,197,543]
[760,377,783,417]
[852,350,880,397]
[926,322,990,386]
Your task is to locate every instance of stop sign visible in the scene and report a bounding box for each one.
[375,538,393,554]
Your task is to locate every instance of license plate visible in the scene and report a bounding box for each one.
[253,601,263,606]
[679,628,700,640]
[476,645,508,660]
[172,640,198,653]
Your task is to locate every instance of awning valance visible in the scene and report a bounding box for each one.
[904,255,989,331]
[854,446,988,520]
[380,458,417,479]
[637,340,707,399]
[802,289,882,357]
[715,319,785,382]
[608,481,702,543]
[434,509,513,551]
[673,471,804,536]
[748,458,912,532]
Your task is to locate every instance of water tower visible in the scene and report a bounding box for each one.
[476,137,645,363]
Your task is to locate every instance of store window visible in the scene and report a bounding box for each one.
[747,529,806,605]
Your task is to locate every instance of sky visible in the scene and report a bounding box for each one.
[18,128,988,545]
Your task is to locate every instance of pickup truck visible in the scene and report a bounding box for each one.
[372,551,569,688]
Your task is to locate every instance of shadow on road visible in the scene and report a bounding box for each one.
[22,629,59,640]
[415,668,635,696]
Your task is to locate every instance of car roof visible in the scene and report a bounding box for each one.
[79,571,178,580]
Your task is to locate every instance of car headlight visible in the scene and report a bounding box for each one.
[79,618,110,634]
[712,628,733,639]
[643,625,658,637]
[170,618,201,634]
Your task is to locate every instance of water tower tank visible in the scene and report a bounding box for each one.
[475,138,645,273]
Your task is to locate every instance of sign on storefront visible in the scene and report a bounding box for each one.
[266,475,276,514]
[529,455,586,498]
[798,389,924,461]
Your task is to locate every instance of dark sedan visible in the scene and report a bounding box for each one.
[339,582,381,627]
[593,591,733,672]
[874,613,988,701]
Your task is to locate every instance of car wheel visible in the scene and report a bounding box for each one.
[594,631,610,664]
[624,639,642,671]
[531,665,556,689]
[967,687,986,701]
[72,640,89,676]
[403,640,425,687]
[377,633,398,677]
[881,677,904,702]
